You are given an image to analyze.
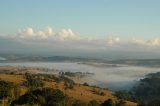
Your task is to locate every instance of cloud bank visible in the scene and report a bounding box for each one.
[1,26,160,59]
[16,26,160,46]
[18,26,78,40]
[133,38,160,46]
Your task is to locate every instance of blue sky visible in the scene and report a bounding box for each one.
[0,0,160,39]
[1,0,160,59]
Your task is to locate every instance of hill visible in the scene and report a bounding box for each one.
[0,66,137,106]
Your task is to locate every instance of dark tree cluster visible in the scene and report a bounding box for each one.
[11,88,65,106]
[114,91,132,101]
[132,72,160,106]
[0,80,13,99]
[23,73,44,89]
[101,99,126,106]
[91,88,105,96]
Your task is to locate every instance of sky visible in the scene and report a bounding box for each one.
[0,0,160,59]
[0,0,160,38]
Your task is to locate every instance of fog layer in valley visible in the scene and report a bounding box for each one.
[0,62,160,91]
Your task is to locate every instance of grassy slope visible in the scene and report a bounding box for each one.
[0,74,137,106]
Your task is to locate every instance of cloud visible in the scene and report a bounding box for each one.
[15,26,160,52]
[56,29,78,41]
[2,27,160,59]
[15,27,160,47]
[17,26,78,40]
[18,26,55,39]
[16,26,123,47]
[45,26,54,36]
[18,27,34,37]
[106,37,120,44]
[133,38,160,46]
[146,39,160,46]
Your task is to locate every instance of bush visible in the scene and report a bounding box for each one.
[83,82,89,86]
[0,80,13,99]
[59,75,75,85]
[147,99,160,106]
[72,100,87,106]
[88,100,100,106]
[91,88,105,96]
[132,72,160,105]
[101,99,114,106]
[64,72,76,77]
[24,73,44,89]
[116,100,126,106]
[11,93,39,106]
[114,91,132,101]
[11,88,65,106]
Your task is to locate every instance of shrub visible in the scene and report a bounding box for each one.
[24,73,44,89]
[101,99,115,106]
[0,80,13,99]
[83,82,89,86]
[147,99,160,106]
[116,100,126,106]
[11,88,65,106]
[88,100,100,106]
[72,100,87,106]
[114,91,132,101]
[91,88,105,96]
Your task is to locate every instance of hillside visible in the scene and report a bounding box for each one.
[132,72,160,105]
[0,66,137,106]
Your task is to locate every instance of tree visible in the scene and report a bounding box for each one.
[88,100,100,106]
[83,82,89,86]
[43,88,65,106]
[148,99,160,106]
[132,72,160,104]
[11,93,39,106]
[37,95,46,105]
[72,100,87,106]
[24,73,44,89]
[114,91,132,101]
[13,85,21,99]
[11,88,65,106]
[116,100,126,106]
[0,80,13,99]
[101,99,115,106]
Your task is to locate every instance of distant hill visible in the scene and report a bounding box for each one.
[2,54,160,68]
[0,55,101,62]
[132,72,160,105]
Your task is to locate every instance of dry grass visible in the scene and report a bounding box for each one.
[0,73,137,106]
[125,101,137,106]
[0,74,24,84]
[66,85,116,103]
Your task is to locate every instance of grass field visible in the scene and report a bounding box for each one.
[0,66,137,106]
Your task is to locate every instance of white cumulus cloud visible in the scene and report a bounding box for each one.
[16,26,160,48]
[57,29,78,40]
[133,38,160,46]
[106,37,120,44]
[146,38,160,46]
[18,26,56,39]
[45,26,54,36]
[18,27,35,37]
[17,26,78,40]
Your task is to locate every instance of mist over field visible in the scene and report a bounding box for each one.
[1,61,160,91]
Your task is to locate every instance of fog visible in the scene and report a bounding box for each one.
[0,57,6,60]
[0,62,160,91]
